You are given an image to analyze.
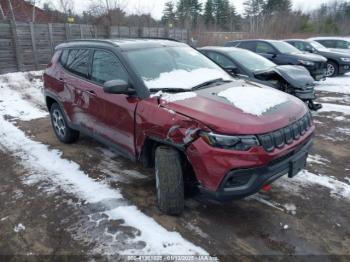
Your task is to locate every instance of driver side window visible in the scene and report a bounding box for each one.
[207,52,235,68]
[91,50,129,84]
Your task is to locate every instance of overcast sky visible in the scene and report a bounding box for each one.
[49,0,348,19]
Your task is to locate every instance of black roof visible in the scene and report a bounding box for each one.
[56,38,187,51]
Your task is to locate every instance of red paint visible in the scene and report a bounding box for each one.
[44,47,314,197]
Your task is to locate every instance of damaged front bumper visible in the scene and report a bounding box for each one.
[198,138,313,201]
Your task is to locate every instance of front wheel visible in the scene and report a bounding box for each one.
[325,61,338,77]
[155,146,185,215]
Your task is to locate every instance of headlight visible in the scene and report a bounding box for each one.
[340,57,350,62]
[200,132,260,151]
[298,60,315,66]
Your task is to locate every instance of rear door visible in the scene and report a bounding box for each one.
[89,49,139,158]
[62,48,105,132]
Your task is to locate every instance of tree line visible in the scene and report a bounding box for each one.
[161,0,350,36]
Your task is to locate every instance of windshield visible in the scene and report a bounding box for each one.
[227,49,276,71]
[125,46,231,90]
[310,41,327,50]
[270,41,300,54]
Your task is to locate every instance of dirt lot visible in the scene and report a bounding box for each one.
[0,72,350,260]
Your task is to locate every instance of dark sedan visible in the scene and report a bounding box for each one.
[199,46,321,110]
[224,39,328,81]
[285,39,350,77]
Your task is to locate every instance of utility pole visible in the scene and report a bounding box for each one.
[7,0,16,21]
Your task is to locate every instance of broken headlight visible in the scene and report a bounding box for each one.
[200,132,260,151]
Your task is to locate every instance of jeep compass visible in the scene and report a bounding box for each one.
[44,39,315,215]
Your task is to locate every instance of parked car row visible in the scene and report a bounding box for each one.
[44,38,325,215]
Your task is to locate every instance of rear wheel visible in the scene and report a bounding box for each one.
[155,146,185,215]
[50,103,79,143]
[326,61,338,77]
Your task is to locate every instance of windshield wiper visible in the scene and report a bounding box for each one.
[191,78,231,91]
[149,87,191,93]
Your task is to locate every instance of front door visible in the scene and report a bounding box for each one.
[90,49,139,157]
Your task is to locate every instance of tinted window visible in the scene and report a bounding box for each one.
[293,41,306,51]
[65,49,91,78]
[256,42,275,53]
[227,49,276,71]
[335,40,350,49]
[60,49,69,66]
[206,52,235,68]
[238,41,256,51]
[318,40,335,48]
[91,50,128,84]
[269,41,299,53]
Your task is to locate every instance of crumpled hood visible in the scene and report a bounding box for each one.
[254,65,315,89]
[291,52,327,62]
[159,80,308,135]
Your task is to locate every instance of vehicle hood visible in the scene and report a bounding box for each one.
[289,52,327,62]
[254,65,315,89]
[158,80,308,135]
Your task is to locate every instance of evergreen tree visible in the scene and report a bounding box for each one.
[264,0,292,14]
[162,1,176,26]
[214,0,231,30]
[204,0,215,27]
[176,0,202,29]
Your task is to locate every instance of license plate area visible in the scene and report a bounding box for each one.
[288,152,308,178]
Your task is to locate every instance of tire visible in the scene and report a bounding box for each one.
[155,146,185,215]
[50,103,79,143]
[326,61,338,77]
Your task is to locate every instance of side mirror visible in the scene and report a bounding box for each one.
[305,47,316,53]
[224,65,239,75]
[103,80,135,95]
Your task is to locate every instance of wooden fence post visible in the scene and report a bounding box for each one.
[9,20,22,71]
[29,22,39,70]
[65,23,70,40]
[48,23,54,55]
[80,24,84,39]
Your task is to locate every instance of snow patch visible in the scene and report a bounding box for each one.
[307,154,330,165]
[283,203,297,215]
[152,91,197,103]
[14,223,25,232]
[319,103,350,115]
[144,68,230,90]
[277,170,350,200]
[0,117,206,255]
[218,86,289,116]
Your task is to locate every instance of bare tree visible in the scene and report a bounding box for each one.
[0,2,5,20]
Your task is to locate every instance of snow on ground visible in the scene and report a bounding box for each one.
[276,170,350,201]
[0,71,47,120]
[218,85,289,116]
[318,103,350,115]
[144,68,230,90]
[0,71,207,255]
[315,74,350,94]
[307,154,330,166]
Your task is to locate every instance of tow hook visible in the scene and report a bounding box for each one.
[262,184,272,192]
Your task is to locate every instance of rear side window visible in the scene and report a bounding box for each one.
[59,49,69,66]
[238,41,256,51]
[256,42,275,53]
[65,49,91,78]
[91,50,128,84]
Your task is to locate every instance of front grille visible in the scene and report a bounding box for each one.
[258,112,312,152]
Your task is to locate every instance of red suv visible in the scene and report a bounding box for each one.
[44,39,314,215]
